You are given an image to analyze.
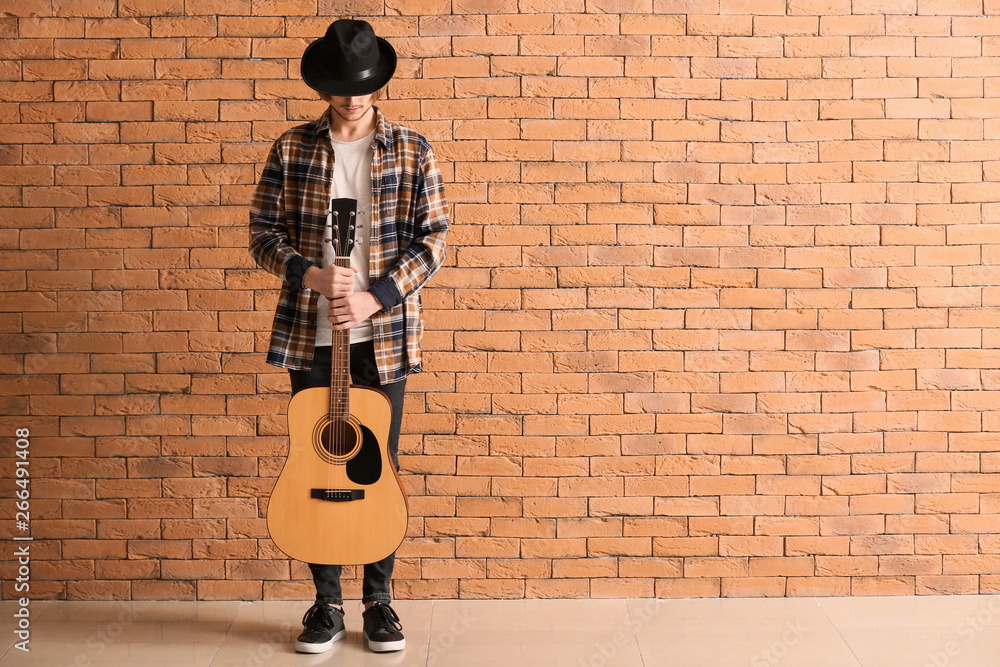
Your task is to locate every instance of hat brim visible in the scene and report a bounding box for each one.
[300,36,396,96]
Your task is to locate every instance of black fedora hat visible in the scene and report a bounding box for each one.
[300,19,396,96]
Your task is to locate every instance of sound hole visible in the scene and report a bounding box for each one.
[321,419,359,458]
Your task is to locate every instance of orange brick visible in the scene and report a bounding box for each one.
[8,0,1000,602]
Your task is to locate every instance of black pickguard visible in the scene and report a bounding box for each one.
[345,422,382,485]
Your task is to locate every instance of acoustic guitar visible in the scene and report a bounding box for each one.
[266,198,409,565]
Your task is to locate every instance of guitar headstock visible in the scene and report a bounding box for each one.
[325,197,361,258]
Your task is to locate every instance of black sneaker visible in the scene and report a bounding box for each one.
[294,603,345,654]
[362,602,405,652]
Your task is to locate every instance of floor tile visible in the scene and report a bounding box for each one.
[818,594,1000,627]
[5,596,1000,666]
[629,599,862,667]
[424,599,643,667]
[820,595,1000,667]
[0,601,238,667]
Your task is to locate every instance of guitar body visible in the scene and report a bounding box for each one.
[267,384,409,565]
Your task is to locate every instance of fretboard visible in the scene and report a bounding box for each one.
[329,255,352,420]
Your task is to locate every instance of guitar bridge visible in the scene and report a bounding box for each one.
[310,489,364,502]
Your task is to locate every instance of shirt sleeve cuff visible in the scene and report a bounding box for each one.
[285,255,316,290]
[369,278,402,312]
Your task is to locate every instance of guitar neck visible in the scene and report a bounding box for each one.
[330,255,351,420]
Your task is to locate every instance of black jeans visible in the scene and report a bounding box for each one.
[288,341,406,606]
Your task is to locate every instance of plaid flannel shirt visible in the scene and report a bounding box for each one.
[249,107,449,383]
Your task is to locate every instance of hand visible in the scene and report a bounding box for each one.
[328,291,382,330]
[303,264,357,300]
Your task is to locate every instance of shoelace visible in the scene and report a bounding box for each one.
[302,603,337,630]
[369,603,403,633]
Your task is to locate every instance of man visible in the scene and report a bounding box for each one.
[248,18,449,654]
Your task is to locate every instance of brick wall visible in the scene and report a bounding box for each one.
[4,0,1000,601]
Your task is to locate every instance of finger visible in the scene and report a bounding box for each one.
[332,274,355,291]
[319,267,339,298]
[329,302,355,323]
[329,315,355,330]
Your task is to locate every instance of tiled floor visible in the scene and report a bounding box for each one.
[3,595,1000,666]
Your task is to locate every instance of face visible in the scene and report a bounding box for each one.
[320,92,377,124]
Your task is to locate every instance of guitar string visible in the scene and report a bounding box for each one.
[336,211,355,459]
[332,209,342,463]
[328,209,356,463]
[328,210,340,475]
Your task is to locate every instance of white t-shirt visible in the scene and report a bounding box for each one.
[315,129,375,346]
